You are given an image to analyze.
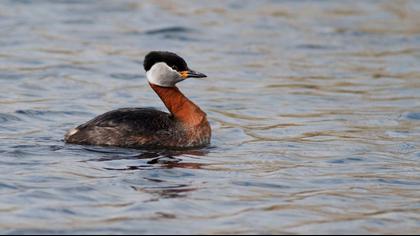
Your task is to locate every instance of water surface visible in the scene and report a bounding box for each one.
[0,0,420,234]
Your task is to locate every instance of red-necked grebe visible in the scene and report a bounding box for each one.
[65,51,211,149]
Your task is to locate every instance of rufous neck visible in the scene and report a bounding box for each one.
[149,83,207,126]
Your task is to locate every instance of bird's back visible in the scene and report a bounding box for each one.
[65,108,178,148]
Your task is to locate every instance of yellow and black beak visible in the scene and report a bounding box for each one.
[180,69,207,79]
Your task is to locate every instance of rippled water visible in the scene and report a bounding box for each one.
[1,0,420,234]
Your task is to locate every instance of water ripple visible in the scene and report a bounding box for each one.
[144,26,196,35]
[405,112,420,120]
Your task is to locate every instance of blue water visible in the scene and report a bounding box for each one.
[1,0,420,234]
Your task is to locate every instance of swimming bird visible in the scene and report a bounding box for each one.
[65,51,211,149]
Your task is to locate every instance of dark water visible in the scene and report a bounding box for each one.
[1,0,420,234]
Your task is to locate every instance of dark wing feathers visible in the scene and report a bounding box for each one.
[78,108,172,133]
[65,108,176,147]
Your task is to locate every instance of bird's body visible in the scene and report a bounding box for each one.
[65,51,211,149]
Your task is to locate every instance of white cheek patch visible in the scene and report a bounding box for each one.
[147,62,183,87]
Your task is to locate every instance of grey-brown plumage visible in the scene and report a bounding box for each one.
[66,108,182,148]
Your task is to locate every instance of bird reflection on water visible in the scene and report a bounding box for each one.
[77,146,211,199]
[82,146,210,170]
